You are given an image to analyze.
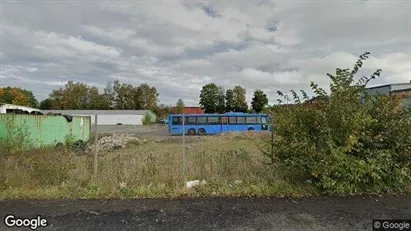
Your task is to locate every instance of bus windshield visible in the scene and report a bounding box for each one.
[261,116,267,124]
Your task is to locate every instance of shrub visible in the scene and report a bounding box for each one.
[142,113,154,125]
[266,52,411,195]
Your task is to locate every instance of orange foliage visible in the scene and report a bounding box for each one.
[0,87,33,107]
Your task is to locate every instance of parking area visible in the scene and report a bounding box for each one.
[94,125,170,138]
[93,125,223,143]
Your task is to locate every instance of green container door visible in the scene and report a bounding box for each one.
[0,114,91,149]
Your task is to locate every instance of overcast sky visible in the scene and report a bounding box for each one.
[0,0,410,106]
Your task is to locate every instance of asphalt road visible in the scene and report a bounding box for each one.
[1,195,410,230]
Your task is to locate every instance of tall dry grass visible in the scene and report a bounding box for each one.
[0,133,319,199]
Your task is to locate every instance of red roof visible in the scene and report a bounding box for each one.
[171,106,204,114]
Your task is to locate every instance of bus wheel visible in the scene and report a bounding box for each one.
[247,127,255,131]
[198,128,206,135]
[188,128,196,135]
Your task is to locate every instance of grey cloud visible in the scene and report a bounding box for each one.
[1,0,410,106]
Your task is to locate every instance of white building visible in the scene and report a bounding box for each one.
[366,82,411,107]
[40,110,156,125]
[0,103,41,114]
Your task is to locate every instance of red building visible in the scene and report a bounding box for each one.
[171,106,204,114]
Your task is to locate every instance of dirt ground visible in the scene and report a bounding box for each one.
[95,125,168,136]
[94,125,222,143]
[1,195,410,230]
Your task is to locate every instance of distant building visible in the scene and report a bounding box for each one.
[171,106,205,114]
[0,103,41,114]
[366,82,411,107]
[40,110,157,125]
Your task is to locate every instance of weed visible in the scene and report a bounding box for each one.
[264,52,411,195]
[0,135,320,199]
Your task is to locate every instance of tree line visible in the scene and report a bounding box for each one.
[40,80,160,111]
[1,80,270,119]
[198,83,268,113]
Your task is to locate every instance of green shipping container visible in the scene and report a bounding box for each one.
[0,114,91,150]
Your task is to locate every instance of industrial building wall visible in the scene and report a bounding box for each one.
[97,114,143,125]
[366,86,390,96]
[391,83,411,92]
[63,114,143,125]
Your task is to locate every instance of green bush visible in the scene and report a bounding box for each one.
[142,113,154,125]
[266,52,411,195]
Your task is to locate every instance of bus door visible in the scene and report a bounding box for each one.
[221,116,229,133]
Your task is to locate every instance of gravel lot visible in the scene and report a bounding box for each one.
[94,125,170,139]
[93,125,217,143]
[1,195,410,230]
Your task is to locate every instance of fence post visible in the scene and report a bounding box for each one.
[182,113,186,186]
[271,129,274,156]
[270,116,275,164]
[93,114,98,183]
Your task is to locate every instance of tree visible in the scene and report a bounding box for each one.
[199,83,219,113]
[251,90,269,113]
[100,82,116,109]
[39,98,53,110]
[176,99,185,114]
[216,86,226,113]
[46,79,160,110]
[0,87,38,108]
[49,81,103,109]
[153,104,171,119]
[225,89,235,112]
[112,80,135,110]
[233,86,248,112]
[88,86,107,109]
[135,83,159,110]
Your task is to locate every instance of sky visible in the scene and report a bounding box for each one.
[0,0,410,106]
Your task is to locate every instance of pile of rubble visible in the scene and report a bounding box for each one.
[87,133,149,152]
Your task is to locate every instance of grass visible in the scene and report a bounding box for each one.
[2,132,409,200]
[0,133,319,200]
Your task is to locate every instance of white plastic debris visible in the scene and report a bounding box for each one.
[186,180,200,188]
[119,182,127,188]
[87,133,147,152]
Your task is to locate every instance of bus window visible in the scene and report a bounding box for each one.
[261,116,267,124]
[197,116,207,124]
[221,117,228,124]
[246,117,258,124]
[187,116,196,124]
[236,117,246,124]
[228,117,236,124]
[207,116,219,124]
[172,116,181,125]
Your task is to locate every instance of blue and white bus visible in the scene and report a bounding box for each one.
[167,112,271,135]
